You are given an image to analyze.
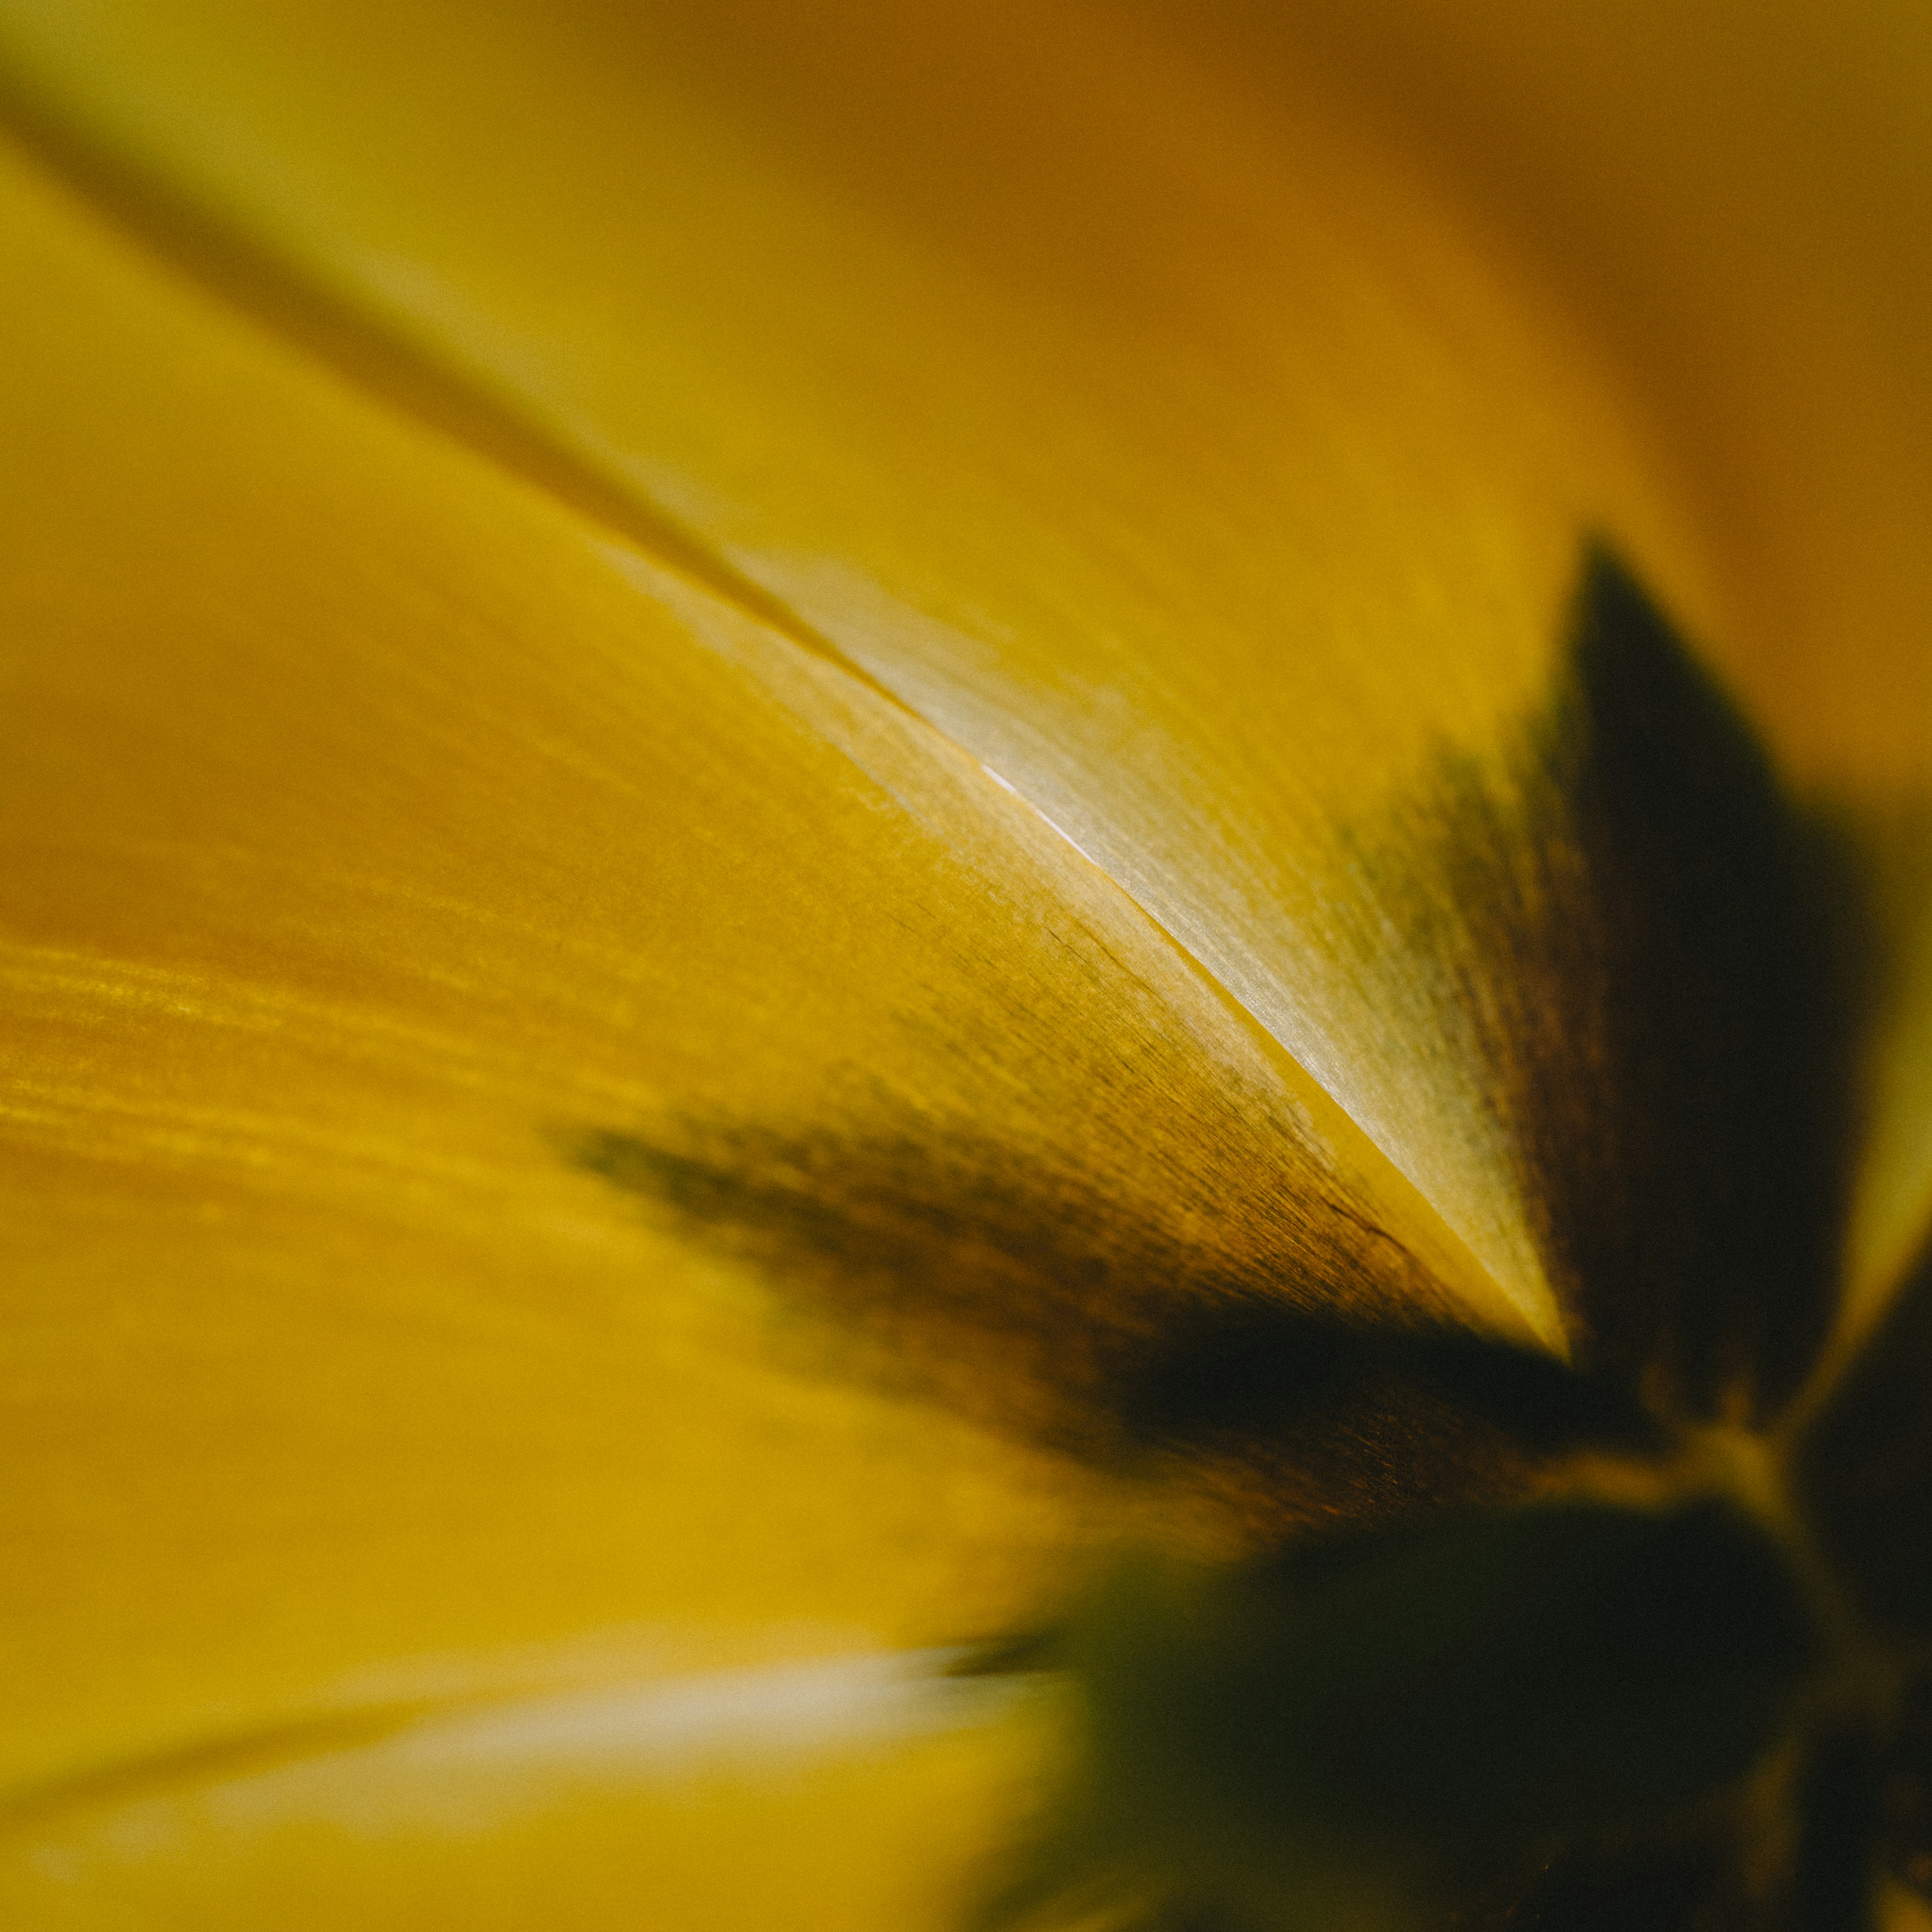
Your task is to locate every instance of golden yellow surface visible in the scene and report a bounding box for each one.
[2,1660,1053,1931]
[0,98,1534,1907]
[1,0,1929,1921]
[1274,0,1932,1346]
[0,0,1733,1338]
[1266,0,1932,788]
[1,135,1121,1803]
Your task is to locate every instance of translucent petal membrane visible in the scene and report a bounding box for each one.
[0,1655,1047,1932]
[0,131,1540,1828]
[0,0,1734,1342]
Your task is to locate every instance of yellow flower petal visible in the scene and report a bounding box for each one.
[0,134,1073,1805]
[1279,0,1932,1405]
[2,1656,1049,1931]
[8,3,1932,1915]
[0,119,1534,1821]
[0,0,1729,1346]
[1273,0,1932,790]
[1788,812,1932,1385]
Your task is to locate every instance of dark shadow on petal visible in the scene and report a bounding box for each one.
[1876,1678,1932,1900]
[1492,1837,1733,1932]
[977,1499,1817,1932]
[568,1114,1653,1541]
[566,550,1843,1539]
[1786,1728,1881,1932]
[1798,1232,1932,1638]
[1157,1500,1813,1843]
[1384,546,1860,1419]
[1493,1727,1876,1932]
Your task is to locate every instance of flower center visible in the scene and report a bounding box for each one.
[1007,1431,1932,1930]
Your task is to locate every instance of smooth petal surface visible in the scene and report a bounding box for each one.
[1268,0,1932,1354]
[1252,0,1932,790]
[2,1656,1050,1932]
[0,0,1741,1346]
[0,131,1087,1811]
[0,117,1542,1871]
[8,2,1932,1917]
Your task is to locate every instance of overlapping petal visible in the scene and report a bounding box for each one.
[0,127,1104,1806]
[0,0,1742,1347]
[0,119,1550,1909]
[4,1,1932,1923]
[7,0,1925,1353]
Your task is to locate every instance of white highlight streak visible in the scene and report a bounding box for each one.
[379,1647,1004,1773]
[33,1651,1028,1860]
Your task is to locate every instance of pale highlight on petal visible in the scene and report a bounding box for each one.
[1277,0,1932,1374]
[0,120,1551,1825]
[7,5,1930,1919]
[1,1654,1045,1931]
[0,0,1728,1345]
[1843,820,1932,1342]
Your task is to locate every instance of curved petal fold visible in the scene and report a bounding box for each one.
[0,127,1550,1813]
[0,0,1739,1341]
[8,4,1932,1914]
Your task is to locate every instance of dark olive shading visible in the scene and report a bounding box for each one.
[987,1499,1820,1931]
[570,546,1848,1495]
[1799,1235,1932,1640]
[1878,1680,1932,1903]
[1072,1500,1816,1844]
[1385,546,1859,1419]
[571,1118,1656,1535]
[568,542,1889,1928]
